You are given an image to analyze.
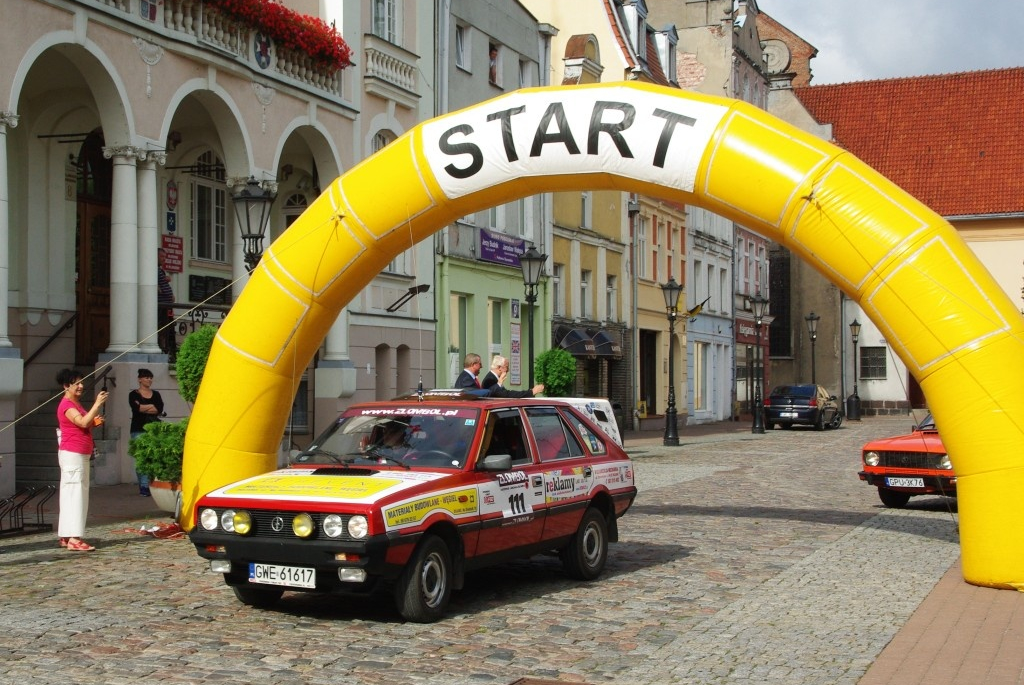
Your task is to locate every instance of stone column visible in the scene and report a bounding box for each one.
[316,308,357,398]
[137,151,165,354]
[0,111,18,349]
[103,146,140,353]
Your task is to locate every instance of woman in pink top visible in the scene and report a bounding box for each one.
[55,368,108,551]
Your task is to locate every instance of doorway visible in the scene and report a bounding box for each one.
[74,131,112,367]
[638,329,658,413]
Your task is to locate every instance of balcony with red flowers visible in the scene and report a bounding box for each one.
[86,0,354,99]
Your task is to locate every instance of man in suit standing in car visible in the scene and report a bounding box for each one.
[482,355,544,398]
[481,355,505,390]
[454,353,483,389]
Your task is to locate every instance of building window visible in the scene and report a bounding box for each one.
[455,25,469,70]
[707,264,715,310]
[720,268,728,315]
[580,191,592,229]
[140,0,158,21]
[692,258,703,302]
[489,43,501,86]
[519,59,531,88]
[287,374,309,435]
[450,293,467,360]
[553,264,564,316]
[372,131,392,153]
[372,0,398,43]
[488,299,503,357]
[636,216,648,279]
[373,131,406,274]
[580,270,590,319]
[190,151,227,263]
[767,246,792,358]
[860,347,887,380]
[505,198,525,235]
[636,18,647,61]
[694,341,708,410]
[282,193,308,231]
[606,275,617,321]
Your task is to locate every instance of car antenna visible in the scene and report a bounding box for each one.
[417,376,424,402]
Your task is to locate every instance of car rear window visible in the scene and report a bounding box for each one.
[772,385,814,397]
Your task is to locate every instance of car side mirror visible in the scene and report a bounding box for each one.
[479,453,512,471]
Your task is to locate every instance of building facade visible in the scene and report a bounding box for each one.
[0,0,438,497]
[432,0,551,391]
[521,0,683,430]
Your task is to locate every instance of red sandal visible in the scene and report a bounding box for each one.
[66,539,95,551]
[58,537,68,547]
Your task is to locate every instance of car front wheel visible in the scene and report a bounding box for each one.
[878,488,912,508]
[395,535,453,623]
[560,508,609,580]
[232,585,284,608]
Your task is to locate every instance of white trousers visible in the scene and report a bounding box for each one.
[57,450,91,538]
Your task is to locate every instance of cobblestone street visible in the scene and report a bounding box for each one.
[0,417,961,684]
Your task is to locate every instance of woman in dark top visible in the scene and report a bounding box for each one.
[128,368,164,496]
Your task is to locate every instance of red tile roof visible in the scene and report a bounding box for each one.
[794,68,1024,217]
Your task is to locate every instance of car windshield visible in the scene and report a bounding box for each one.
[918,413,937,431]
[293,406,480,469]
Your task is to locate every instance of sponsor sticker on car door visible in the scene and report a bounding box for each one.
[478,470,544,519]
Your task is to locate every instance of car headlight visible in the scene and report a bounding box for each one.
[220,509,237,533]
[323,514,345,538]
[200,508,219,531]
[938,454,952,470]
[348,515,368,539]
[864,451,880,466]
[293,513,314,538]
[232,510,253,535]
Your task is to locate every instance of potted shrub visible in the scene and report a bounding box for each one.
[129,324,216,514]
[534,347,577,397]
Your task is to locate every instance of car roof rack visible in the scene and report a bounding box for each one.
[391,389,489,402]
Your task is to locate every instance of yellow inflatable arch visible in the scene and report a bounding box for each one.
[183,83,1024,590]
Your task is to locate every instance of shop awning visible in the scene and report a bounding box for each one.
[556,326,596,357]
[591,330,622,358]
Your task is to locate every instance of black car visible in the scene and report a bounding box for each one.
[763,384,842,430]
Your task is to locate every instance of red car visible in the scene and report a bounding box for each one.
[858,413,955,508]
[189,390,637,622]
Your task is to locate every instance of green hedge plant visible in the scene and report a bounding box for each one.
[128,417,189,482]
[129,325,216,482]
[534,347,576,397]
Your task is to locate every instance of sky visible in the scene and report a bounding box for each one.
[762,0,1024,84]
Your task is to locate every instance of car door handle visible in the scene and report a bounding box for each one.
[584,466,592,477]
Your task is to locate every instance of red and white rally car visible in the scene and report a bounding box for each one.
[189,390,637,622]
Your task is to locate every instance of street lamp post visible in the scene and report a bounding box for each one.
[660,278,682,446]
[847,319,862,420]
[232,177,276,273]
[748,293,769,434]
[519,246,546,388]
[805,311,820,384]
